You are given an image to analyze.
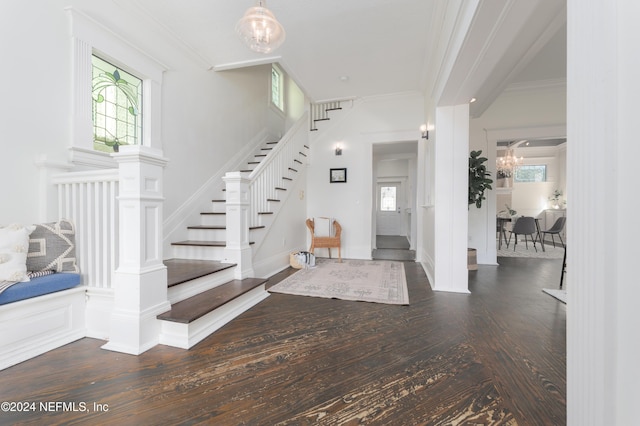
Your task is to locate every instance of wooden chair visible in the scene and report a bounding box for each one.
[306,218,342,262]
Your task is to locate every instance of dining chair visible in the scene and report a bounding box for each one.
[508,216,538,252]
[542,216,566,248]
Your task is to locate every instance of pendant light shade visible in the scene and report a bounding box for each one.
[236,1,286,54]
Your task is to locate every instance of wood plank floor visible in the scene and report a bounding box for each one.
[0,257,565,425]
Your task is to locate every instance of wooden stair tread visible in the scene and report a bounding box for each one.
[266,141,278,145]
[211,199,225,202]
[157,278,267,324]
[171,240,255,246]
[201,212,225,215]
[164,259,236,287]
[187,225,265,230]
[171,240,226,247]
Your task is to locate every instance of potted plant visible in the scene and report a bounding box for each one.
[468,150,493,209]
[467,150,493,270]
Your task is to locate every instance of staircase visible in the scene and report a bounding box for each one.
[310,99,353,131]
[156,118,310,349]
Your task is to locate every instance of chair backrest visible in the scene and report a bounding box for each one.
[547,216,566,232]
[306,218,341,238]
[512,216,536,234]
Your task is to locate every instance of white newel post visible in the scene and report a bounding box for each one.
[223,172,254,279]
[102,145,170,355]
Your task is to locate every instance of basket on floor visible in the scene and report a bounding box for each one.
[290,252,304,269]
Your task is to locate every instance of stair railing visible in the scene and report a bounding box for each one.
[53,169,119,289]
[248,112,309,228]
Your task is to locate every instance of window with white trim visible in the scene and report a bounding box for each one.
[514,165,547,182]
[271,65,284,112]
[380,186,397,211]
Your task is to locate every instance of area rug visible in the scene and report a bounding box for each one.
[543,288,567,304]
[269,258,409,305]
[498,241,565,259]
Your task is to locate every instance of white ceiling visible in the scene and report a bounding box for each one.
[124,0,566,108]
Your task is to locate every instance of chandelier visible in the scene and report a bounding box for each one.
[236,0,286,54]
[496,146,523,178]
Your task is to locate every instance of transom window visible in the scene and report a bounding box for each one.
[271,65,284,112]
[92,55,143,152]
[380,187,397,211]
[514,165,547,182]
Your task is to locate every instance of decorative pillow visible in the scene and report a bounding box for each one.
[0,223,36,284]
[26,219,79,273]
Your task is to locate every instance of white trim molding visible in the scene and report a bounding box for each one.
[66,7,166,168]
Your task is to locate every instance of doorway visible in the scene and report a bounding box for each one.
[371,141,418,261]
[376,182,403,235]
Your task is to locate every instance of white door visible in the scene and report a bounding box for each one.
[376,182,403,235]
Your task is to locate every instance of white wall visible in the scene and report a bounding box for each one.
[1,1,74,224]
[306,93,423,260]
[0,0,279,237]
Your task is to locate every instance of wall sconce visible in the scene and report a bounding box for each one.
[420,124,430,139]
[335,143,342,156]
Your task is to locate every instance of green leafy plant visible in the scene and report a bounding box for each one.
[498,204,517,217]
[468,150,493,209]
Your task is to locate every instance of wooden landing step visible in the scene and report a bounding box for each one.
[158,278,267,324]
[165,258,236,288]
[157,278,270,349]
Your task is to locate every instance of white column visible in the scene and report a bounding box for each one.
[223,172,254,279]
[102,145,170,355]
[568,1,640,424]
[432,104,470,293]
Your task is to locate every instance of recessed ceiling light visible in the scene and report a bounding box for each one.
[470,97,477,103]
[340,76,349,82]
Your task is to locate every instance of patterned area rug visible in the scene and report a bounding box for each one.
[543,288,567,304]
[270,258,409,305]
[497,241,565,259]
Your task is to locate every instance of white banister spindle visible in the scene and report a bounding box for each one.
[53,169,119,289]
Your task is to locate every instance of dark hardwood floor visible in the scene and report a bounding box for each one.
[0,257,565,425]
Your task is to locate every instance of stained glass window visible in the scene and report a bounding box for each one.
[380,187,397,211]
[92,55,143,152]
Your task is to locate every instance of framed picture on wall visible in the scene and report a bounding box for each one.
[330,168,347,183]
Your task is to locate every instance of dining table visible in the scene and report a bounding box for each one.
[496,216,545,251]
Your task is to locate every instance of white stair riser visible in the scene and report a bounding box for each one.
[210,201,226,213]
[200,214,226,227]
[171,245,226,261]
[168,267,236,304]
[188,228,226,241]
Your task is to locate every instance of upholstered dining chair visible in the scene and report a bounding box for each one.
[306,218,342,262]
[542,216,566,248]
[507,216,538,252]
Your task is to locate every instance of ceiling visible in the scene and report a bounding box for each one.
[122,0,566,110]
